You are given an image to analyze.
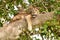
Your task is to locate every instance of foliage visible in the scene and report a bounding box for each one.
[17,31,32,40]
[0,0,60,40]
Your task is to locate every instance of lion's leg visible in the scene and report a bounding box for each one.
[25,15,32,31]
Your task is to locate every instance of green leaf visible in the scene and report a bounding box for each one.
[16,0,23,5]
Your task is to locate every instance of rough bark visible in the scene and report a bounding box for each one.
[0,12,54,40]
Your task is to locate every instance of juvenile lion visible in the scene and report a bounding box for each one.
[10,6,40,31]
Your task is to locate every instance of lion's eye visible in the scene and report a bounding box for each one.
[32,14,37,18]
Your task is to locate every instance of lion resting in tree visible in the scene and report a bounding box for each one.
[0,6,54,40]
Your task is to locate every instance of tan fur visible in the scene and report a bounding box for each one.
[10,11,32,31]
[10,6,39,31]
